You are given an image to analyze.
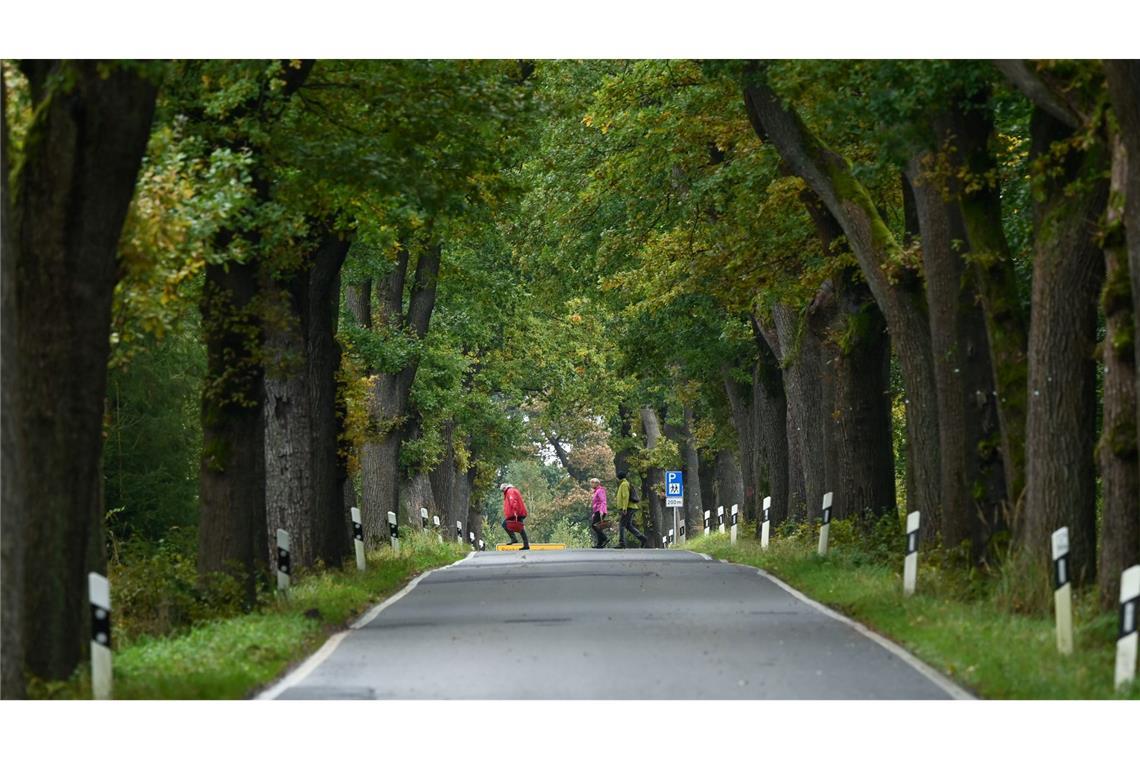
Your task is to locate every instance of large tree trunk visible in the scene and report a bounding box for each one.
[359,243,443,548]
[264,232,350,569]
[429,421,457,531]
[400,472,437,535]
[743,67,942,531]
[1103,61,1140,610]
[665,406,704,532]
[199,261,268,604]
[1097,133,1140,609]
[1019,107,1108,594]
[714,450,745,518]
[640,407,665,546]
[950,94,1030,515]
[1,72,25,698]
[906,154,1006,557]
[8,62,156,681]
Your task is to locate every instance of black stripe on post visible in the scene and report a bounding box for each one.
[704,517,709,529]
[680,524,686,538]
[90,604,111,648]
[389,520,399,539]
[1121,595,1138,640]
[763,508,770,523]
[1053,555,1070,590]
[352,521,363,542]
[906,531,918,556]
[276,546,291,576]
[731,513,738,526]
[822,507,831,525]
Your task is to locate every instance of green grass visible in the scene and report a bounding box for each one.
[685,525,1139,699]
[30,533,468,699]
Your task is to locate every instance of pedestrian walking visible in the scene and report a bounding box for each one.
[501,482,530,550]
[589,477,609,548]
[615,471,647,548]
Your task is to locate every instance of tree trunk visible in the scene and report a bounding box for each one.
[1019,107,1108,594]
[1103,61,1140,609]
[906,155,1006,556]
[199,261,268,603]
[699,452,717,527]
[429,421,457,531]
[264,232,350,569]
[665,406,704,532]
[401,472,437,534]
[1097,133,1140,609]
[8,62,156,681]
[950,94,1030,515]
[640,407,665,546]
[743,67,942,531]
[714,450,745,518]
[1,71,25,698]
[752,316,797,524]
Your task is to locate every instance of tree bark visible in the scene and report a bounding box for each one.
[743,66,942,531]
[1,71,25,698]
[640,407,665,546]
[1097,133,1140,609]
[264,232,350,569]
[8,61,156,681]
[714,450,745,518]
[1019,106,1108,593]
[906,154,1006,556]
[359,243,443,548]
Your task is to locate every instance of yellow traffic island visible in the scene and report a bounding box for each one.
[496,543,566,551]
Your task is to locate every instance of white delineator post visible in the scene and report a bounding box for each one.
[717,505,725,534]
[351,508,366,571]
[679,522,686,543]
[456,520,463,545]
[88,572,112,700]
[703,510,711,536]
[1051,527,1073,655]
[420,507,429,530]
[904,511,920,597]
[1115,564,1140,691]
[668,528,675,547]
[388,511,399,552]
[730,504,739,545]
[469,531,475,547]
[276,529,291,592]
[433,515,442,544]
[478,538,486,551]
[817,491,833,556]
[761,496,771,550]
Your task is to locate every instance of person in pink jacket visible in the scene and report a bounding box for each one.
[589,477,609,549]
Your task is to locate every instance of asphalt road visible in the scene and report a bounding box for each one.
[260,548,966,699]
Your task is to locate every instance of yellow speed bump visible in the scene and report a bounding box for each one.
[496,543,565,551]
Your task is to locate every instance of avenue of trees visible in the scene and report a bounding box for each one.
[2,59,1139,697]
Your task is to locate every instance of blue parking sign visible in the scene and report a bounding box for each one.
[666,471,683,508]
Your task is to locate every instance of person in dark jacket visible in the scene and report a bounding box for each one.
[615,471,647,548]
[501,482,530,550]
[589,477,609,548]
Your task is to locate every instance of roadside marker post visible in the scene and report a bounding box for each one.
[679,523,686,543]
[88,572,112,700]
[456,520,463,545]
[420,507,429,530]
[730,504,739,545]
[351,508,366,571]
[469,530,475,547]
[717,505,725,534]
[1115,565,1140,691]
[388,511,399,552]
[478,538,485,551]
[904,511,920,596]
[661,534,667,548]
[703,510,710,536]
[761,496,771,550]
[817,491,833,556]
[433,515,442,543]
[276,529,291,592]
[668,528,674,547]
[1052,527,1073,655]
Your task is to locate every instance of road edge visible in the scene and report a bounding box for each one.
[751,565,976,700]
[254,550,478,700]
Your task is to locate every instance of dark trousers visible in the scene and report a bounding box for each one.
[503,515,529,547]
[619,508,646,546]
[591,512,608,548]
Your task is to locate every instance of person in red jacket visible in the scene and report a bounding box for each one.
[501,482,530,550]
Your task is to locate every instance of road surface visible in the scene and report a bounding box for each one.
[259,549,967,699]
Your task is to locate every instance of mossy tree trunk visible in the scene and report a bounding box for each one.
[906,152,1006,559]
[7,61,157,680]
[1019,106,1108,593]
[743,67,942,535]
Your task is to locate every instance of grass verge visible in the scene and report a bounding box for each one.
[30,533,468,699]
[685,525,1139,700]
